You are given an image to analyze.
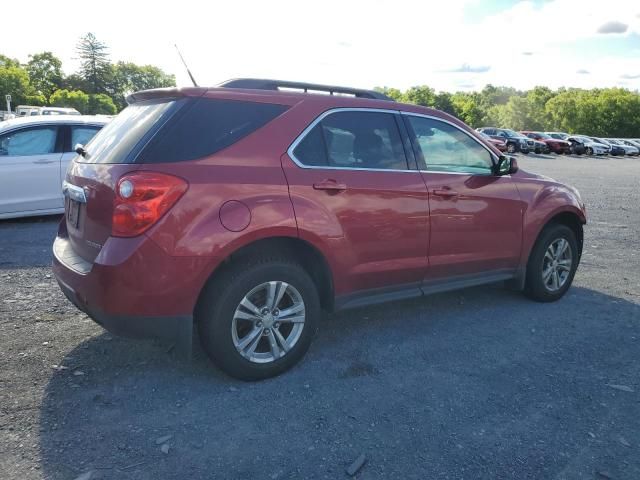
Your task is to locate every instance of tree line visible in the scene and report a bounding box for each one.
[376,84,640,138]
[0,33,175,115]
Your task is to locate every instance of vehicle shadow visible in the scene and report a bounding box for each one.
[0,215,61,269]
[37,285,640,479]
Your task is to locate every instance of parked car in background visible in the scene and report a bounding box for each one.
[568,136,609,155]
[476,127,531,153]
[607,139,639,156]
[545,132,570,141]
[531,139,550,154]
[15,105,81,117]
[0,115,108,219]
[619,139,640,151]
[522,131,571,154]
[478,131,507,152]
[589,137,624,156]
[52,79,586,380]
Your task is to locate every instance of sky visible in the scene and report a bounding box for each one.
[3,0,640,93]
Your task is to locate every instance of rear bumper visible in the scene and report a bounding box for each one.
[51,230,212,357]
[55,272,192,356]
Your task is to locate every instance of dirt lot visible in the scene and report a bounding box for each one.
[0,154,639,480]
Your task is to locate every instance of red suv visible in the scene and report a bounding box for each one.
[521,131,572,154]
[53,79,587,380]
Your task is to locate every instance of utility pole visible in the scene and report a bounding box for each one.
[5,94,11,113]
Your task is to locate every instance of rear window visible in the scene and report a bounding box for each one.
[137,98,288,163]
[78,99,177,164]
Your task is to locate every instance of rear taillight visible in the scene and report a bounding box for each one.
[112,172,188,237]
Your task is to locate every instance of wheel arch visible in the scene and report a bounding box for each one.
[511,208,585,291]
[194,236,335,320]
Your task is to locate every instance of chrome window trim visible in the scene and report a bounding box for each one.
[400,112,500,175]
[286,107,418,173]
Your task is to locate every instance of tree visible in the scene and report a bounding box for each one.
[61,73,91,92]
[433,92,456,116]
[109,61,175,110]
[50,89,90,113]
[402,86,436,107]
[76,33,111,94]
[0,65,31,106]
[87,93,117,115]
[451,92,485,127]
[26,52,63,103]
[374,86,403,102]
[0,55,21,68]
[24,93,47,106]
[496,96,532,130]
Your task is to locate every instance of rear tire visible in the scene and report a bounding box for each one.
[524,224,579,302]
[586,147,593,156]
[197,258,320,380]
[507,143,516,154]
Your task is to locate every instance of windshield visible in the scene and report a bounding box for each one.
[535,133,552,139]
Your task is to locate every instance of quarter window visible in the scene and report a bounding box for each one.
[407,117,494,174]
[0,127,58,156]
[293,111,408,170]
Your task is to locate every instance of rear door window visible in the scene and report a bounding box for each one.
[293,110,408,170]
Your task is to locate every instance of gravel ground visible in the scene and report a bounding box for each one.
[0,154,639,480]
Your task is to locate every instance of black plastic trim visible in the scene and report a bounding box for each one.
[56,276,193,358]
[335,269,516,311]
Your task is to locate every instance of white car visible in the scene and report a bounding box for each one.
[610,139,640,156]
[569,136,610,155]
[0,115,108,219]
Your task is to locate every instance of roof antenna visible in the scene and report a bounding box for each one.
[174,44,198,87]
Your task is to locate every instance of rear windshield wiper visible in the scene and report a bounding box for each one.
[74,144,88,158]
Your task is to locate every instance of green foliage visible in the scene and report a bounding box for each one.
[50,89,89,113]
[374,86,403,102]
[0,65,31,105]
[402,86,436,106]
[450,92,485,126]
[109,61,175,110]
[26,52,63,102]
[76,33,112,94]
[87,93,117,115]
[0,54,21,68]
[391,83,640,137]
[24,93,47,106]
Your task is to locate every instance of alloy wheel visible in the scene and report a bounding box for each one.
[542,238,573,292]
[232,281,306,363]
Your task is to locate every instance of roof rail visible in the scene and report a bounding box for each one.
[218,78,395,102]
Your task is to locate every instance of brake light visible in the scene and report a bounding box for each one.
[112,172,188,237]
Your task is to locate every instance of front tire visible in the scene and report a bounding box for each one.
[586,147,593,156]
[524,224,579,302]
[197,259,320,380]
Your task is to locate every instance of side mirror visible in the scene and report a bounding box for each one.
[495,155,518,175]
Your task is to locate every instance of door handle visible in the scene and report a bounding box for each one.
[34,159,55,164]
[313,180,347,192]
[432,187,458,198]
